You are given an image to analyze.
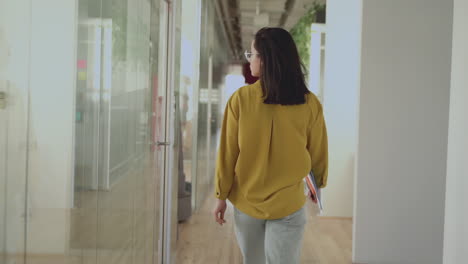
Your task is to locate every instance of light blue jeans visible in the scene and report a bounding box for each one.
[233,206,307,264]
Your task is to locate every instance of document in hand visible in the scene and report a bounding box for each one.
[305,172,323,213]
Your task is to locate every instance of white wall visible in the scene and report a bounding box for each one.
[443,0,468,263]
[353,1,453,263]
[321,0,362,217]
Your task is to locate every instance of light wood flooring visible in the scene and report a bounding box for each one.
[175,198,353,264]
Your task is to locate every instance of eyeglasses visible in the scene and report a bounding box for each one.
[244,50,260,61]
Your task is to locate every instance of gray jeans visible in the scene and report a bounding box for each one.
[233,206,307,264]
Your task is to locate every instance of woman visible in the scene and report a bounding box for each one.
[213,27,328,264]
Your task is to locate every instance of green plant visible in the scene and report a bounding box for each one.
[290,2,326,70]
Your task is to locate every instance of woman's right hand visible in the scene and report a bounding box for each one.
[213,199,227,226]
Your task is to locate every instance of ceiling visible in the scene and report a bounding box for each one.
[216,0,326,61]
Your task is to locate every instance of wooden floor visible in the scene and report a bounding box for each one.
[175,197,353,264]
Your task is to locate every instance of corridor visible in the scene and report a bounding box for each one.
[1,0,467,263]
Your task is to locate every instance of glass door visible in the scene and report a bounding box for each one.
[0,0,171,263]
[159,0,181,262]
[0,1,31,263]
[72,0,168,263]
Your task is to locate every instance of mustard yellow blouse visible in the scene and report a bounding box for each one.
[215,81,328,219]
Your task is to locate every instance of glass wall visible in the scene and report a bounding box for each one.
[177,0,202,222]
[0,0,168,263]
[72,0,165,264]
[193,0,229,211]
[210,16,230,184]
[170,0,230,219]
[0,1,30,263]
[170,0,231,260]
[166,0,183,262]
[1,0,232,263]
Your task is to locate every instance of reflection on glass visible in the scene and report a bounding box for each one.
[0,1,30,264]
[173,0,230,261]
[193,0,229,211]
[177,0,201,222]
[1,0,229,262]
[194,0,211,211]
[72,0,164,263]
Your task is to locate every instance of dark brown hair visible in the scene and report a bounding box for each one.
[254,27,310,105]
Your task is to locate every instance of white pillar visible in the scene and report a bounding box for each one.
[322,0,362,217]
[443,0,468,263]
[353,0,453,263]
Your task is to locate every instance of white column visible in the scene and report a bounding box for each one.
[353,0,453,263]
[322,0,362,217]
[443,0,468,263]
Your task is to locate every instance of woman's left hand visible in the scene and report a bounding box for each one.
[213,199,227,226]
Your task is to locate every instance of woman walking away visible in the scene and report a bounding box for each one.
[213,27,328,264]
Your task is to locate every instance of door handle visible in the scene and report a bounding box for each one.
[153,141,170,146]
